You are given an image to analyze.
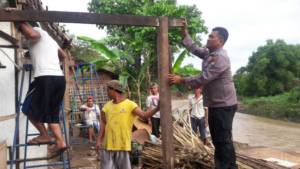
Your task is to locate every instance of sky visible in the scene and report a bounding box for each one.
[42,0,300,74]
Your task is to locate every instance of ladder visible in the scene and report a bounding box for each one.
[70,63,102,138]
[8,64,71,169]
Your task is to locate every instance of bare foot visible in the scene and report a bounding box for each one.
[56,139,67,149]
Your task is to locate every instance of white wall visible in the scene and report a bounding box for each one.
[0,22,47,169]
[0,22,16,146]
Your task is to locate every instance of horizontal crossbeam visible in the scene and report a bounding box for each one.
[0,10,184,27]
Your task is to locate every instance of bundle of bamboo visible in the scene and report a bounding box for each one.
[141,116,288,169]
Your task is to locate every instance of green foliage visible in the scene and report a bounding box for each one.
[77,36,154,106]
[88,0,207,100]
[176,64,200,76]
[70,38,103,62]
[172,50,188,74]
[240,91,300,123]
[288,86,300,103]
[77,36,138,74]
[78,36,119,61]
[234,39,300,96]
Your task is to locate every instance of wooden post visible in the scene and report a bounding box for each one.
[0,141,7,169]
[63,50,71,144]
[157,17,174,169]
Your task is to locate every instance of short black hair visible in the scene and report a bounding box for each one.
[28,21,39,28]
[212,27,229,44]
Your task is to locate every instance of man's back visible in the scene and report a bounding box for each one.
[29,27,63,77]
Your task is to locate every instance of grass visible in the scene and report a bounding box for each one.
[239,92,300,123]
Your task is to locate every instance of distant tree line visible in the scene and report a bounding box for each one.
[234,39,300,97]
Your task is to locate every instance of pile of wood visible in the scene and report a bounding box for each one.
[141,116,288,169]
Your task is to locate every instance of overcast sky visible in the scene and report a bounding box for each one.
[42,0,300,73]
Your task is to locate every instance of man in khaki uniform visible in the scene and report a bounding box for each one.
[169,21,238,169]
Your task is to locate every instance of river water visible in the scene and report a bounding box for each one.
[172,100,300,154]
[233,112,300,153]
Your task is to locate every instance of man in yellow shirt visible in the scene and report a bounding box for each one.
[96,80,159,169]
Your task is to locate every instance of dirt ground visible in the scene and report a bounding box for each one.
[237,147,300,168]
[65,99,300,169]
[67,134,300,169]
[68,126,100,169]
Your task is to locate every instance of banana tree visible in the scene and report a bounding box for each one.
[77,36,151,105]
[172,49,200,75]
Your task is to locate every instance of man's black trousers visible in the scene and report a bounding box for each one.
[208,105,238,169]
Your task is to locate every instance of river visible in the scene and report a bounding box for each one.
[233,112,300,153]
[172,100,300,154]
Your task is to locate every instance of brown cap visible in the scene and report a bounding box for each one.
[106,80,124,93]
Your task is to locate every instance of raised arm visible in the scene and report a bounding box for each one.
[58,48,68,62]
[133,106,159,120]
[4,8,40,42]
[19,22,41,42]
[184,54,230,88]
[181,21,208,59]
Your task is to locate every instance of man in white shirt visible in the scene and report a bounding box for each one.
[146,82,160,138]
[80,96,100,144]
[19,22,68,153]
[189,87,209,145]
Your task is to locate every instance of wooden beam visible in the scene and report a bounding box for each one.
[0,141,7,169]
[0,10,159,27]
[157,17,174,169]
[0,30,18,44]
[0,45,19,48]
[0,10,184,27]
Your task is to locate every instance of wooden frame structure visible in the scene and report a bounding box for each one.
[0,10,185,169]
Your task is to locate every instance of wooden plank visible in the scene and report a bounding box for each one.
[169,18,185,27]
[157,17,174,169]
[0,44,19,48]
[0,114,16,122]
[0,141,7,169]
[0,10,159,27]
[0,30,18,44]
[0,10,184,27]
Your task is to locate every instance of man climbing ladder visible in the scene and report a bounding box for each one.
[19,21,68,154]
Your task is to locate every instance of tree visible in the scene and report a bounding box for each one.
[234,39,300,96]
[77,36,154,106]
[88,0,207,102]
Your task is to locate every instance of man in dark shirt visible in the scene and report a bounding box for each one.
[169,21,238,169]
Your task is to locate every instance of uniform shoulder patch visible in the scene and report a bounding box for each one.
[208,56,219,66]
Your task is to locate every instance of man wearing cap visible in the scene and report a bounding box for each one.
[80,96,100,144]
[146,82,160,138]
[169,21,238,169]
[96,80,160,169]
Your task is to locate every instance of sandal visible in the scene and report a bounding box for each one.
[53,146,69,155]
[28,136,56,145]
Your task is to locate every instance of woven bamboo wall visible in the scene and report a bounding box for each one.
[69,77,110,123]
